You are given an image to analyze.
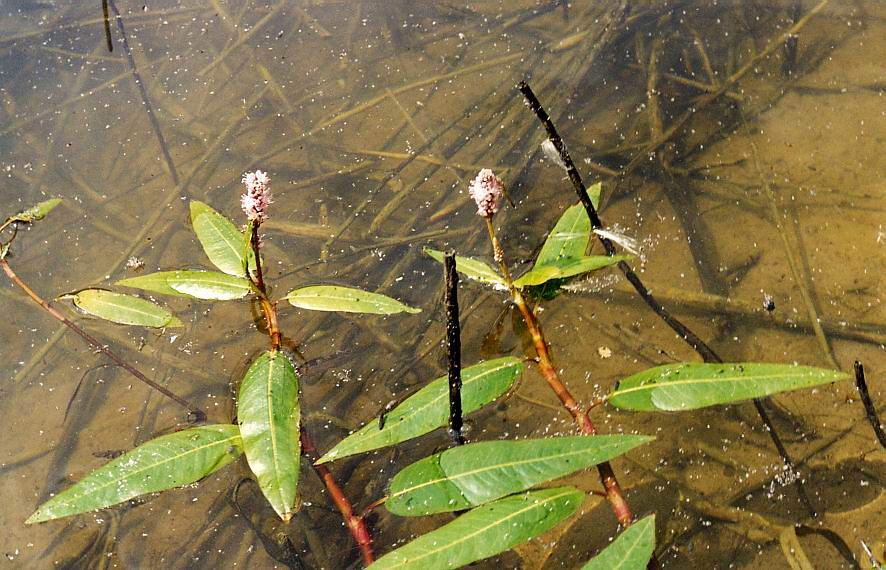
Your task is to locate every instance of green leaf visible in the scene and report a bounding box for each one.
[189,201,255,277]
[119,270,252,300]
[534,203,591,267]
[285,285,420,315]
[424,248,504,286]
[386,435,652,516]
[581,514,655,570]
[317,357,523,464]
[237,350,300,521]
[587,181,602,211]
[607,363,849,412]
[66,289,182,328]
[8,198,62,224]
[369,487,583,569]
[26,425,242,524]
[514,255,628,288]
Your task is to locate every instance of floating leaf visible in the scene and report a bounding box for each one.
[285,285,420,314]
[587,181,602,211]
[370,487,583,569]
[607,363,848,412]
[237,350,300,521]
[119,270,251,300]
[7,198,62,224]
[26,425,242,524]
[317,357,522,464]
[514,255,628,288]
[387,435,652,516]
[190,201,255,277]
[66,289,181,328]
[534,203,590,267]
[581,514,655,570]
[424,248,504,286]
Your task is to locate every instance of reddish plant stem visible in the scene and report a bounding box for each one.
[0,257,205,420]
[485,218,633,526]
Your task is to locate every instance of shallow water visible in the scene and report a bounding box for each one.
[1,1,883,568]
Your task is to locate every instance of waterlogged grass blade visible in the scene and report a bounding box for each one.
[317,357,522,464]
[118,270,252,300]
[369,487,583,570]
[26,425,242,524]
[607,363,849,412]
[285,285,420,314]
[424,248,504,286]
[514,255,628,288]
[8,198,62,224]
[534,203,590,267]
[237,350,300,521]
[190,201,256,277]
[68,289,181,327]
[386,435,652,516]
[581,514,655,570]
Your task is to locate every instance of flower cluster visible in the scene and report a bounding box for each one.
[468,168,504,218]
[241,170,272,223]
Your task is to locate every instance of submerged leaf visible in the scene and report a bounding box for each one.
[285,285,420,314]
[581,514,655,570]
[119,270,251,300]
[514,255,627,288]
[27,425,242,524]
[7,198,62,224]
[607,362,848,412]
[387,435,652,516]
[424,248,504,286]
[189,201,256,277]
[317,357,523,464]
[67,289,181,328]
[370,487,584,569]
[237,350,300,521]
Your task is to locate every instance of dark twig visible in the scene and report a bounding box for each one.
[853,361,886,449]
[444,253,465,446]
[101,0,113,52]
[1,258,205,421]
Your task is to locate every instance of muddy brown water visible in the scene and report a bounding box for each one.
[1,1,883,568]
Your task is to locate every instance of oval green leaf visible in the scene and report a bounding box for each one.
[26,425,242,524]
[387,434,653,516]
[8,198,62,224]
[581,514,655,570]
[317,357,523,464]
[514,255,628,288]
[607,363,849,412]
[424,248,504,286]
[285,285,420,314]
[534,203,591,267]
[237,350,300,521]
[68,289,182,328]
[190,200,256,277]
[119,270,251,300]
[370,487,584,570]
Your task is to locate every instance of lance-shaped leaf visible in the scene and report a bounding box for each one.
[607,363,848,412]
[190,201,256,277]
[317,357,522,464]
[26,425,242,524]
[65,289,182,327]
[237,350,300,521]
[370,487,583,569]
[7,198,62,224]
[587,181,602,211]
[386,435,652,516]
[534,203,591,267]
[285,285,420,314]
[581,514,655,570]
[119,270,252,300]
[514,255,628,288]
[424,248,504,286]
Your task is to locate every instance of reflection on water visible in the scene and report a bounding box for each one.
[1,1,883,568]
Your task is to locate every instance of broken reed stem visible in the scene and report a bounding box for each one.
[518,81,818,520]
[0,257,205,421]
[248,229,373,564]
[483,218,633,526]
[443,253,465,446]
[853,362,886,449]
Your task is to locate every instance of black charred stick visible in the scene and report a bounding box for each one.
[854,361,886,449]
[444,253,465,446]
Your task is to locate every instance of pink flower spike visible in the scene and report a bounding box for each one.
[241,170,272,223]
[468,169,504,218]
